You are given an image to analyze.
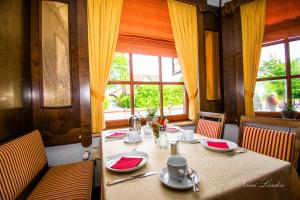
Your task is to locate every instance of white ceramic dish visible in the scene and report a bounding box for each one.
[105,151,148,173]
[166,125,183,133]
[159,167,200,190]
[123,136,143,143]
[200,138,238,152]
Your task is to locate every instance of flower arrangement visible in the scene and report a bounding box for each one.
[150,116,168,139]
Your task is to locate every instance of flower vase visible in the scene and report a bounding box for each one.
[158,130,169,149]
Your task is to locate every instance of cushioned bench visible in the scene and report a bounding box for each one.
[0,130,94,200]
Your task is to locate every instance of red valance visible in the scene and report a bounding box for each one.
[264,0,300,43]
[116,0,177,57]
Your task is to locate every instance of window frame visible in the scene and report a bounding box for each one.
[255,36,300,117]
[105,53,189,128]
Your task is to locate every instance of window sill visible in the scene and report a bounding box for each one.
[255,111,300,119]
[169,120,195,127]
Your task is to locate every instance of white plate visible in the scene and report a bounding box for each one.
[159,167,200,190]
[165,125,183,133]
[200,138,238,152]
[123,136,143,143]
[105,151,148,173]
[105,130,128,138]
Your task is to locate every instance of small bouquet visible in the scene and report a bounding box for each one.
[150,116,168,139]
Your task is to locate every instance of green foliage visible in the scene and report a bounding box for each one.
[163,86,184,107]
[135,85,160,108]
[117,94,130,108]
[104,98,110,110]
[258,55,285,78]
[291,58,300,75]
[109,53,129,81]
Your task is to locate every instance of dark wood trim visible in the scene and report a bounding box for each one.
[222,0,255,16]
[105,114,189,129]
[76,0,91,147]
[285,39,292,102]
[175,0,207,12]
[257,76,286,81]
[256,112,300,120]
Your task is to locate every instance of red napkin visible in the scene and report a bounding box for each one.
[111,157,143,170]
[107,132,127,138]
[207,141,229,149]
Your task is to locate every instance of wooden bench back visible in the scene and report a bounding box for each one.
[239,115,300,169]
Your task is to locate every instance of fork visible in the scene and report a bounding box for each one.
[226,148,248,156]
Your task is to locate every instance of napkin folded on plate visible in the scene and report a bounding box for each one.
[107,132,127,138]
[111,157,143,170]
[207,141,229,149]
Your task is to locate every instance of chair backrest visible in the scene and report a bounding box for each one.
[239,115,300,168]
[0,130,48,200]
[194,111,226,139]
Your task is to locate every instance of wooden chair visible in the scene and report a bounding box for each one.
[194,111,226,139]
[239,115,300,169]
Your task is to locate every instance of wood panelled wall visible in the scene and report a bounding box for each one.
[31,0,91,147]
[198,5,223,113]
[0,0,32,143]
[222,8,245,123]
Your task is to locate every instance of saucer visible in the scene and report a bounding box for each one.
[159,167,200,190]
[180,135,198,143]
[123,136,142,143]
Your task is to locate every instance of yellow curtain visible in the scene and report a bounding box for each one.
[88,0,123,133]
[205,31,220,101]
[167,0,199,121]
[241,0,266,116]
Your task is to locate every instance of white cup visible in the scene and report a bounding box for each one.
[167,156,187,181]
[127,131,138,141]
[183,130,194,141]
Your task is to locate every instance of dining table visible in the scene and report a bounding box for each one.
[100,129,300,200]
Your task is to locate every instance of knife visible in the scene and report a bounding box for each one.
[106,171,157,186]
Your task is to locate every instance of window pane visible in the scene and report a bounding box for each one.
[292,78,300,111]
[290,40,300,75]
[162,57,183,82]
[104,84,131,120]
[254,80,287,111]
[257,44,286,78]
[134,85,160,117]
[163,85,185,116]
[132,54,159,82]
[109,53,129,81]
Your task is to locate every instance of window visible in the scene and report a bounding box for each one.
[104,53,187,124]
[254,37,300,112]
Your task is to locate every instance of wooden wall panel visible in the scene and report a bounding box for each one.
[198,5,223,113]
[222,9,245,123]
[0,0,32,143]
[31,0,91,147]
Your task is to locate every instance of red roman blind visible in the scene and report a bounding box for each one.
[116,0,177,57]
[264,0,300,43]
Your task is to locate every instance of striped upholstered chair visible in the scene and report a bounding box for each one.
[194,111,226,139]
[239,116,300,168]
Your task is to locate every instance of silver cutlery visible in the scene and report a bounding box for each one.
[186,168,199,192]
[106,171,157,186]
[226,148,248,156]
